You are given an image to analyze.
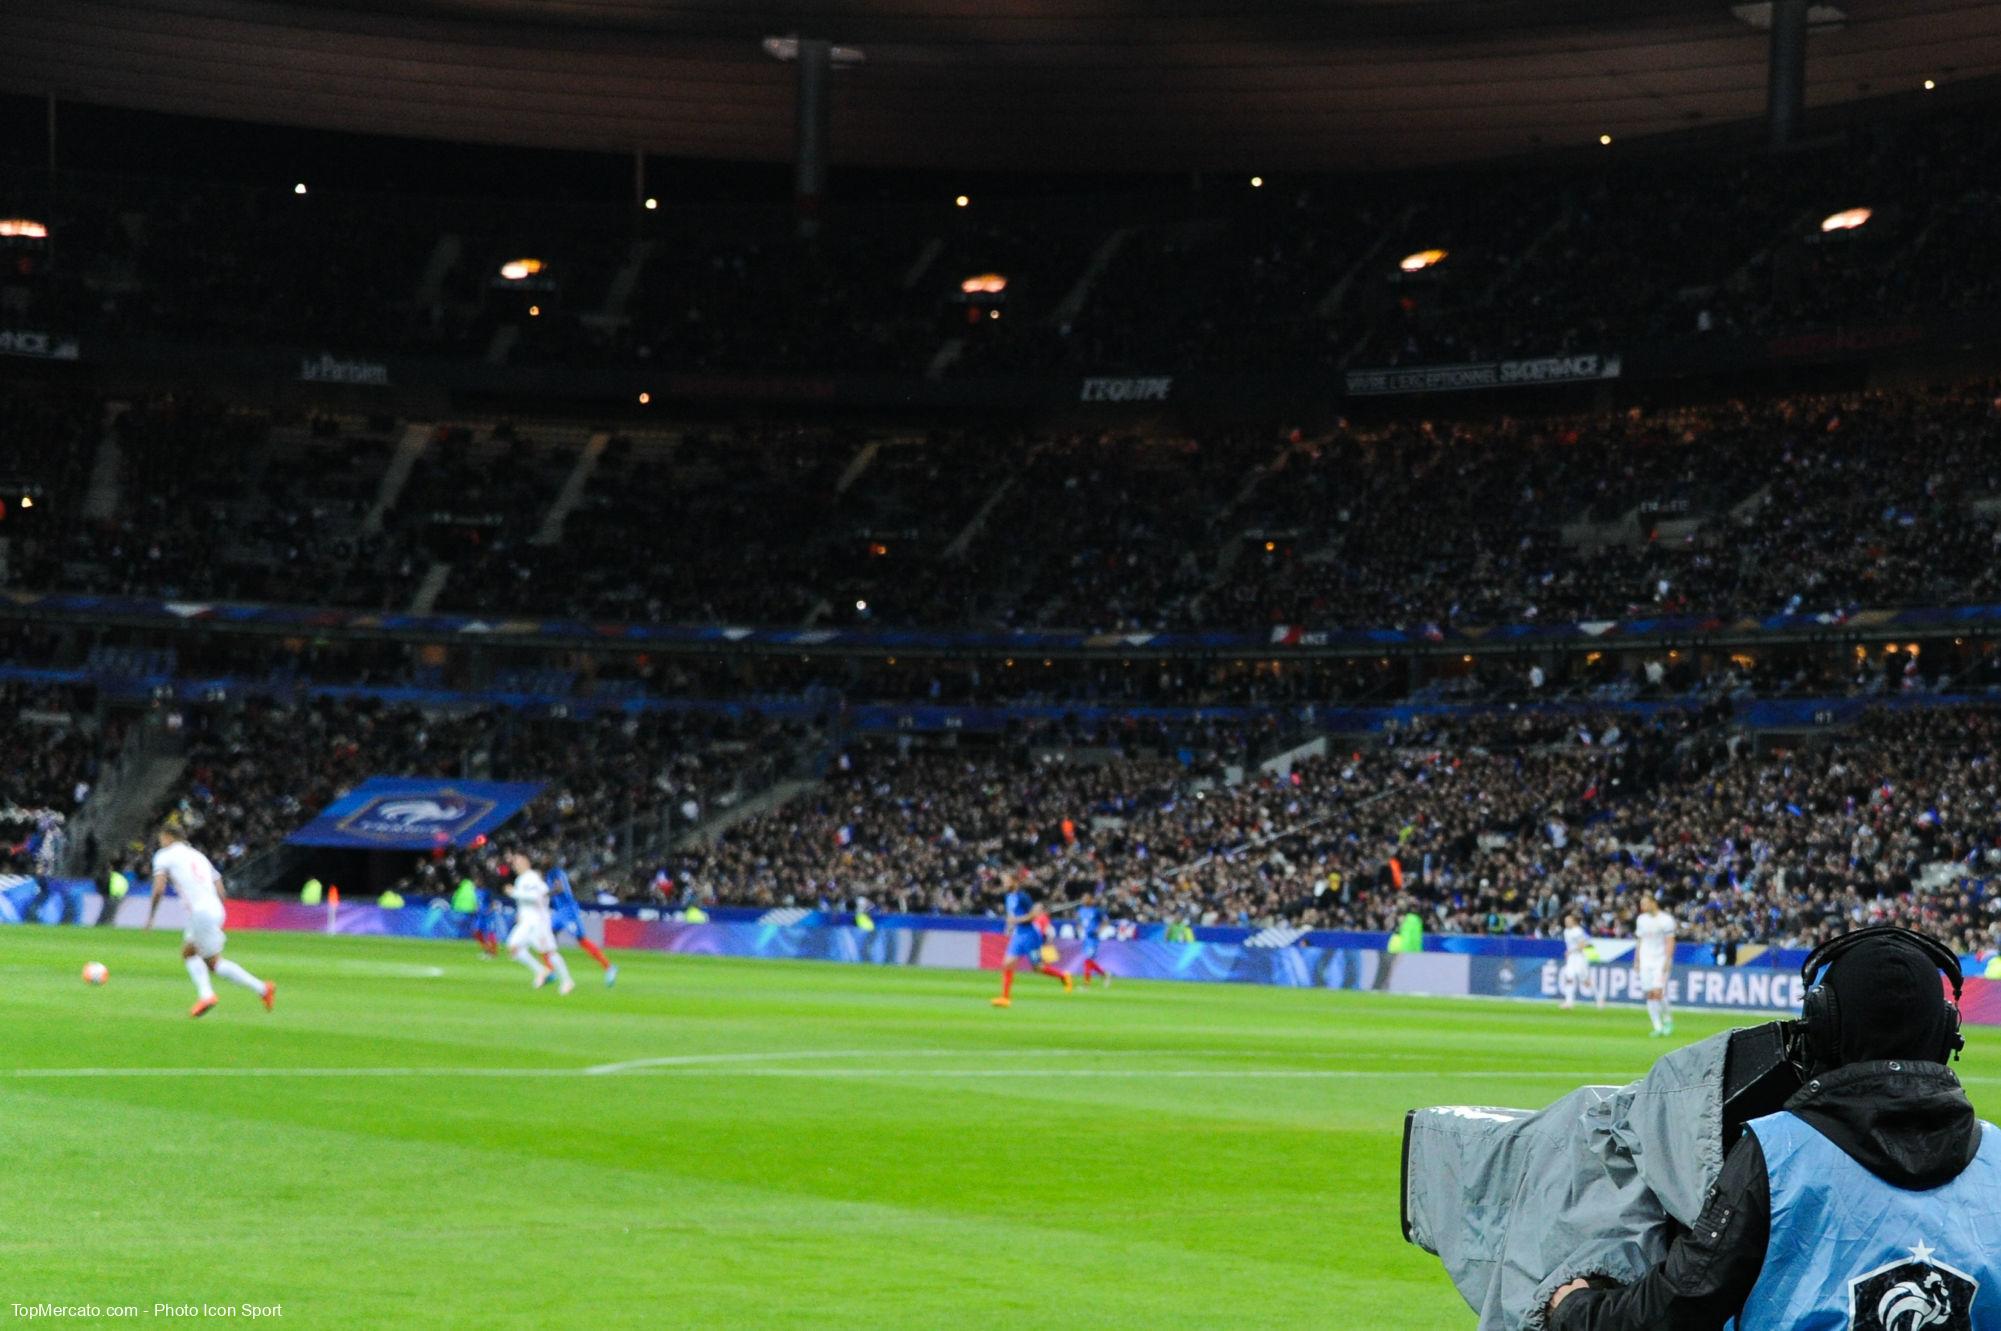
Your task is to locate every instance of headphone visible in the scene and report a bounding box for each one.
[1798,925,1964,1073]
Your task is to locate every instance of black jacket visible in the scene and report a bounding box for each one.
[1550,1061,1983,1331]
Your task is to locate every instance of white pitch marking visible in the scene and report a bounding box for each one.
[5,1063,1638,1082]
[584,1049,910,1075]
[10,1052,1994,1086]
[5,1066,579,1079]
[583,1047,1101,1075]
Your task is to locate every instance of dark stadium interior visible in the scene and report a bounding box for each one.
[9,0,2001,169]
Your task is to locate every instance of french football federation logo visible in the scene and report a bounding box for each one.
[1849,1242,1977,1331]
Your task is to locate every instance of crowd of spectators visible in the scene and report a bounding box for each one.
[664,703,2001,957]
[0,684,112,817]
[1222,382,2001,631]
[0,684,118,875]
[156,697,812,899]
[9,381,2001,643]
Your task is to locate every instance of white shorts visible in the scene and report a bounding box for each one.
[184,906,226,959]
[507,917,556,955]
[1561,956,1590,982]
[1638,961,1669,993]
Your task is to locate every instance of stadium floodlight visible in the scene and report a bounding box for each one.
[1820,206,1872,232]
[762,35,864,64]
[960,273,1007,295]
[1599,133,1613,146]
[293,182,307,195]
[644,197,659,210]
[1399,249,1448,273]
[498,258,545,281]
[1250,175,1264,188]
[954,195,970,208]
[637,392,651,405]
[0,218,48,238]
[527,305,540,317]
[1729,3,1847,29]
[1924,78,1937,90]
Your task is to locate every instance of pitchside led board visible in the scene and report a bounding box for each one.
[285,777,545,850]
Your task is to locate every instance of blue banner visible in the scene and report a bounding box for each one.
[285,777,545,849]
[1467,954,1810,1012]
[10,586,2001,657]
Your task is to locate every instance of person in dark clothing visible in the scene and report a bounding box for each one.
[1549,927,1999,1331]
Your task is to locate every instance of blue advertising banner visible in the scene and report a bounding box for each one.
[1468,954,1809,1012]
[0,875,94,925]
[285,777,545,849]
[10,585,2001,658]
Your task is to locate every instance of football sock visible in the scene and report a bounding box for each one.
[1001,968,1016,999]
[1036,964,1067,984]
[576,937,611,970]
[542,952,573,986]
[214,959,264,993]
[185,956,216,1001]
[1646,998,1664,1032]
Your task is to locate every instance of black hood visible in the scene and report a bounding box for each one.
[1785,1060,1982,1191]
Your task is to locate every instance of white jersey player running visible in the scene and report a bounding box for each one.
[1558,912,1604,1010]
[505,852,573,996]
[145,825,275,1018]
[1634,893,1678,1037]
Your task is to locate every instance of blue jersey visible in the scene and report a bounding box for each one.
[1005,888,1042,956]
[548,868,585,935]
[1077,905,1103,956]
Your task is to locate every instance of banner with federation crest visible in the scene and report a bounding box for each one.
[284,777,545,849]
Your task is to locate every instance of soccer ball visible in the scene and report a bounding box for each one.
[81,962,109,985]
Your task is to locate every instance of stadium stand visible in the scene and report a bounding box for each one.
[9,382,2001,636]
[659,703,2001,955]
[151,697,812,896]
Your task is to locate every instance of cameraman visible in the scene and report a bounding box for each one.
[1549,929,1999,1330]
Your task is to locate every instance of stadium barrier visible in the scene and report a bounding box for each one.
[18,886,1999,1025]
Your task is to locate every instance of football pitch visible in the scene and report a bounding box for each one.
[5,930,1997,1330]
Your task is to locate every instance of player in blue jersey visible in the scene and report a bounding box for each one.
[1075,899,1109,986]
[472,884,503,958]
[547,865,617,987]
[993,878,1072,1008]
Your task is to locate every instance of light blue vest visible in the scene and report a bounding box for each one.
[1730,1108,2001,1331]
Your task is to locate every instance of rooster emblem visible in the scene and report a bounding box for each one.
[371,798,467,826]
[1878,1271,1952,1331]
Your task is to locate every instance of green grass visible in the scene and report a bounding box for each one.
[1,930,1994,1330]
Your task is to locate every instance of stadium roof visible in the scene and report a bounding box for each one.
[4,0,1999,172]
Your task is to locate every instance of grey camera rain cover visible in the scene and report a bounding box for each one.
[1402,1030,1731,1330]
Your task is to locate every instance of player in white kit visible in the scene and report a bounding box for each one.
[1558,912,1604,1010]
[146,825,275,1018]
[504,852,573,995]
[1633,893,1677,1037]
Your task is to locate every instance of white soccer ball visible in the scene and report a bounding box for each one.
[82,961,109,985]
